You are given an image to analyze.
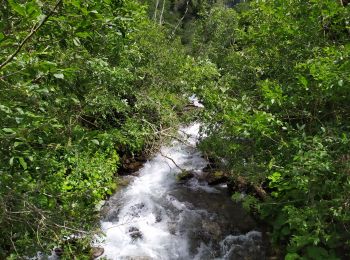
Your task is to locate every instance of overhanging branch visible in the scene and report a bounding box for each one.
[0,0,62,70]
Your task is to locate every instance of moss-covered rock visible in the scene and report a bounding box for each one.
[176,170,195,182]
[204,171,229,185]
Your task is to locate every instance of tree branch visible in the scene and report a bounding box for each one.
[160,150,184,171]
[172,1,189,36]
[0,0,62,70]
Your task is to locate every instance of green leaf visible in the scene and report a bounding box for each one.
[298,76,308,88]
[75,32,91,38]
[25,2,41,19]
[53,73,64,79]
[306,246,329,260]
[9,157,14,166]
[71,97,80,104]
[285,253,301,260]
[13,142,23,148]
[0,33,4,41]
[19,157,27,170]
[8,0,26,16]
[91,139,100,145]
[268,172,281,183]
[73,37,81,46]
[0,105,11,113]
[2,128,16,134]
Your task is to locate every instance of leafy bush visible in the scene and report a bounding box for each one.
[194,0,350,258]
[0,0,197,257]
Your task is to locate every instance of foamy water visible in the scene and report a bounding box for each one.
[97,122,264,259]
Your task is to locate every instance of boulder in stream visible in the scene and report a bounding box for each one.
[119,155,147,175]
[119,175,136,186]
[221,231,264,260]
[202,170,229,185]
[129,203,146,217]
[201,220,222,241]
[91,247,104,259]
[176,170,194,182]
[128,227,143,240]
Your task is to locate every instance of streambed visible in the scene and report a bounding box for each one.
[98,123,266,260]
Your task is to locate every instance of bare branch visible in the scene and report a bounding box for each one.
[172,1,189,36]
[0,0,62,70]
[159,150,184,171]
[52,223,89,234]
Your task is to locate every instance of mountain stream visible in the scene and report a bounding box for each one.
[97,121,266,260]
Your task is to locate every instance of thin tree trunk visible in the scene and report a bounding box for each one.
[339,0,349,6]
[159,0,166,25]
[172,1,189,36]
[153,0,160,21]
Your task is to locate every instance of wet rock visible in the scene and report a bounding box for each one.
[128,227,143,240]
[227,176,249,194]
[103,209,120,222]
[247,230,262,242]
[227,176,267,200]
[100,188,125,220]
[221,231,264,260]
[119,176,136,186]
[187,230,211,255]
[152,207,163,223]
[176,170,194,182]
[168,222,177,235]
[201,220,222,241]
[225,245,246,259]
[53,247,63,257]
[225,245,264,260]
[122,161,143,174]
[155,214,162,223]
[129,203,145,217]
[119,155,147,175]
[202,163,215,173]
[91,247,104,259]
[203,171,229,185]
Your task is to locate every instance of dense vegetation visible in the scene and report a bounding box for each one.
[0,0,202,258]
[192,0,350,259]
[1,0,349,259]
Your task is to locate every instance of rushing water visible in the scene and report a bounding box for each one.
[98,123,265,260]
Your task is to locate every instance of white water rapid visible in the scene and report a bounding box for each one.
[97,123,264,259]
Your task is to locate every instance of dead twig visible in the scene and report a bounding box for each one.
[159,151,184,171]
[162,133,195,148]
[52,223,89,234]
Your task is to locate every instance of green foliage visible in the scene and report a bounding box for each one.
[193,0,350,258]
[0,0,197,258]
[2,0,349,258]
